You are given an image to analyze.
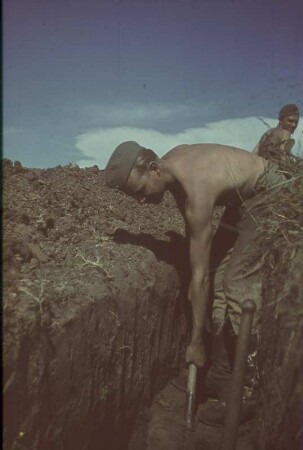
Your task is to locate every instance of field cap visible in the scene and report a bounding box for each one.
[279,104,299,119]
[104,141,144,188]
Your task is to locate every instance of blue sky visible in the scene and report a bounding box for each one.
[4,0,303,168]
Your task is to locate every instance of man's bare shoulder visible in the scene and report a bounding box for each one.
[162,144,262,175]
[266,126,290,141]
[163,143,250,159]
[162,144,190,159]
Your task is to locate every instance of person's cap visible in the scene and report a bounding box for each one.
[104,141,145,188]
[279,104,299,119]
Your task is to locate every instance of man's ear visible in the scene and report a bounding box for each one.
[149,161,160,173]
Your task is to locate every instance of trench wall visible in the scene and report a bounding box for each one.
[3,163,189,450]
[4,251,187,450]
[256,244,303,450]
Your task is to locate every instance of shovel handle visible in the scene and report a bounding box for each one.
[185,364,197,429]
[219,299,256,450]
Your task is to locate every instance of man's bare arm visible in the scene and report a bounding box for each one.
[252,131,269,154]
[186,200,213,367]
[266,128,291,149]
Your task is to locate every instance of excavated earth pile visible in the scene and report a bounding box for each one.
[3,160,192,450]
[3,159,302,450]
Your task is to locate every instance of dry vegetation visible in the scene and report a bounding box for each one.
[258,157,303,250]
[255,154,303,450]
[257,155,303,340]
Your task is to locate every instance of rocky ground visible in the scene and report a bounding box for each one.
[3,159,303,450]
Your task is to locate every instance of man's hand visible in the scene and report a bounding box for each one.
[186,341,206,368]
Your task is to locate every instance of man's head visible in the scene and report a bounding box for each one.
[105,141,166,204]
[278,104,299,134]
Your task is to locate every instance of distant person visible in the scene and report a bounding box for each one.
[252,104,300,164]
[104,141,286,425]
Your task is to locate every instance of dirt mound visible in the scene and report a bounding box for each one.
[5,158,301,450]
[3,160,192,450]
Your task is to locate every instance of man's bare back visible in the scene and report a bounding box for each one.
[163,144,268,208]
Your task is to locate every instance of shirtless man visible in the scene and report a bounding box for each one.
[252,104,299,163]
[104,141,285,423]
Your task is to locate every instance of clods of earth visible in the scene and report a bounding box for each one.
[3,160,302,450]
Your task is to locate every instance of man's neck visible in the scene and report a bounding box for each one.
[159,159,177,188]
[168,180,187,218]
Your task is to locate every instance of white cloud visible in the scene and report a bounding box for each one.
[75,117,303,168]
[83,103,190,126]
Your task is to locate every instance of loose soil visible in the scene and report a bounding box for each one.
[3,159,302,450]
[3,160,189,450]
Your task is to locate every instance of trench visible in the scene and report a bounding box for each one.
[3,162,303,450]
[5,242,302,450]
